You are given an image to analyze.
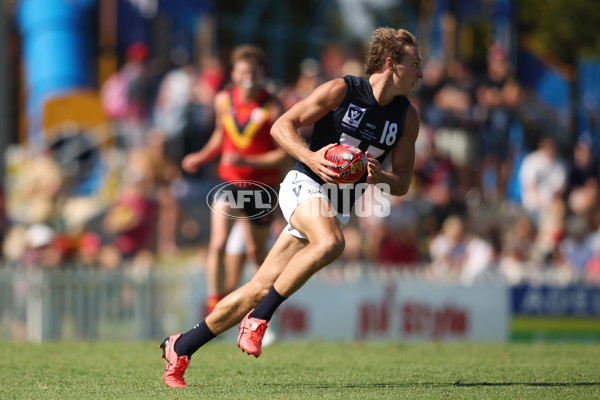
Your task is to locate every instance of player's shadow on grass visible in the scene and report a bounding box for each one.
[453,381,600,387]
[263,381,600,389]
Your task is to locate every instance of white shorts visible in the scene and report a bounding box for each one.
[279,170,350,239]
[225,220,246,255]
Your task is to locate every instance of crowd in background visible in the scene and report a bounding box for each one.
[2,40,600,287]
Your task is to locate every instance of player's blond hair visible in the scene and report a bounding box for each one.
[365,28,419,75]
[230,45,266,70]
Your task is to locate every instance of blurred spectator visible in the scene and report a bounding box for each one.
[518,135,568,226]
[279,58,325,140]
[585,245,600,285]
[428,214,468,279]
[557,216,596,275]
[182,57,224,161]
[280,58,324,111]
[377,226,420,267]
[128,131,182,254]
[566,137,600,223]
[356,186,386,263]
[319,44,346,80]
[340,224,363,265]
[459,230,496,285]
[475,44,512,110]
[102,165,158,265]
[6,149,63,226]
[341,56,365,77]
[434,60,476,118]
[429,60,477,194]
[20,224,69,269]
[357,183,421,266]
[59,195,105,236]
[47,132,104,197]
[375,195,421,268]
[474,44,515,202]
[428,214,495,284]
[500,214,538,283]
[417,59,447,127]
[568,177,600,224]
[567,136,600,193]
[415,136,456,204]
[414,135,467,239]
[499,78,527,202]
[101,42,156,150]
[153,46,198,163]
[479,77,524,202]
[73,231,103,267]
[535,196,567,264]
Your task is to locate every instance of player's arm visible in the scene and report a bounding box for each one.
[224,99,291,169]
[270,78,348,183]
[181,91,227,173]
[366,104,420,196]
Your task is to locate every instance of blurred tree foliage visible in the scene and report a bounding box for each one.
[517,0,600,65]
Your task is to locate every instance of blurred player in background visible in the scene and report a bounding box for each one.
[160,27,423,387]
[181,45,288,316]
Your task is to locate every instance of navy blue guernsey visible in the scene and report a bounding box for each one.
[293,75,411,215]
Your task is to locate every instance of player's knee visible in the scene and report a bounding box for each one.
[315,233,345,262]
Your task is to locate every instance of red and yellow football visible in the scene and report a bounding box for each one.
[325,144,368,184]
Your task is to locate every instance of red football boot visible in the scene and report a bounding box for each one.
[159,334,189,387]
[237,310,268,358]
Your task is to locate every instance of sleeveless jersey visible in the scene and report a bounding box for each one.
[294,75,411,214]
[219,86,281,186]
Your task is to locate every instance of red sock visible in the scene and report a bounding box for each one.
[206,294,224,316]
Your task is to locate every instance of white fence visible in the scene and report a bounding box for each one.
[0,265,207,342]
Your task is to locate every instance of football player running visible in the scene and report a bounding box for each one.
[160,27,423,387]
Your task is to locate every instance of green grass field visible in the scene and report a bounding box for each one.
[1,341,599,399]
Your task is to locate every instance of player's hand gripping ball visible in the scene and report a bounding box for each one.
[325,144,368,184]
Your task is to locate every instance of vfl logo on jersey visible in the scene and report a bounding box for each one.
[342,103,366,128]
